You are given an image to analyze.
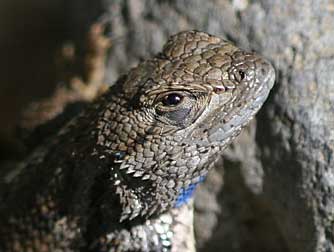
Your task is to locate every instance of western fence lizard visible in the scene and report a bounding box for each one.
[0,30,275,252]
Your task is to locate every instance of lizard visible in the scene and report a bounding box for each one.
[0,30,275,252]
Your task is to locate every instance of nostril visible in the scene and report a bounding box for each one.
[238,70,246,81]
[233,69,246,83]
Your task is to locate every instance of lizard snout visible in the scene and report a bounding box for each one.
[255,59,276,90]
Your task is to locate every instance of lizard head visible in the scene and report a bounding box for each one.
[98,31,275,221]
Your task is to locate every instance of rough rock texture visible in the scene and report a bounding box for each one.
[1,0,333,252]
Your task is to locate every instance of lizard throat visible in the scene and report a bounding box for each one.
[174,176,206,208]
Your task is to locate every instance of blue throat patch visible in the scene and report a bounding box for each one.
[174,176,206,208]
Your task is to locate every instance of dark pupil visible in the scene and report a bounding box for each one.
[163,93,183,106]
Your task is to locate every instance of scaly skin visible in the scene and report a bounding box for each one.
[0,31,275,252]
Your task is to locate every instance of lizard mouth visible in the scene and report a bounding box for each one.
[206,59,276,143]
[184,58,275,147]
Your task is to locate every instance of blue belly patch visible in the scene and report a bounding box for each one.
[174,176,206,208]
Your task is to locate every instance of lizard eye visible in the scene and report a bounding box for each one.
[153,90,208,129]
[162,93,184,106]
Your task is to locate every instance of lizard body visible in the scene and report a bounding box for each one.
[0,31,275,252]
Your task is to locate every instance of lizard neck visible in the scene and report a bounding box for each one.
[85,193,196,252]
[74,154,198,252]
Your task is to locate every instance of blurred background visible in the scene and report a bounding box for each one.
[0,0,66,159]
